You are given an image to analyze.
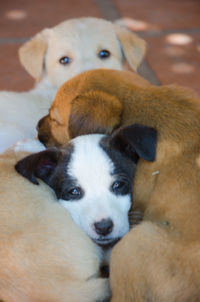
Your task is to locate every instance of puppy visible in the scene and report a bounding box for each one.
[0,143,111,302]
[37,68,200,301]
[0,17,146,153]
[37,69,150,147]
[15,124,156,253]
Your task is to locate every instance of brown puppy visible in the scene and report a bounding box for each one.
[37,69,150,146]
[37,68,200,301]
[0,147,109,302]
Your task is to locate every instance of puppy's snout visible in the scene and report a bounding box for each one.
[37,116,46,131]
[37,115,50,146]
[38,133,49,145]
[94,218,113,236]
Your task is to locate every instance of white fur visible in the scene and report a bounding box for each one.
[0,90,52,153]
[60,134,131,243]
[13,138,46,153]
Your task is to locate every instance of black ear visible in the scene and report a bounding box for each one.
[109,124,157,162]
[15,148,63,185]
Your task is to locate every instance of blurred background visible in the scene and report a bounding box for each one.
[0,0,200,93]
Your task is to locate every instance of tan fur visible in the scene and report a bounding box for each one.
[113,25,146,71]
[37,68,200,301]
[0,149,109,302]
[19,29,49,80]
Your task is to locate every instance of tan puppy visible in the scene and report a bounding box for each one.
[37,68,200,301]
[0,17,146,153]
[0,145,109,302]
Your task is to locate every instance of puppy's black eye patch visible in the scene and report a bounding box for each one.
[98,49,110,59]
[59,56,72,65]
[111,179,131,196]
[61,186,84,201]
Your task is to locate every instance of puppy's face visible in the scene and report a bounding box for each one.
[57,134,134,245]
[19,17,146,87]
[44,18,146,87]
[16,124,157,245]
[45,19,123,88]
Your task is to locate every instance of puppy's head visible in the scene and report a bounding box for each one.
[19,17,146,87]
[16,124,157,246]
[37,90,123,147]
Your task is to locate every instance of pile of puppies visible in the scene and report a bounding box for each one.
[0,17,147,302]
[36,68,200,301]
[1,16,200,302]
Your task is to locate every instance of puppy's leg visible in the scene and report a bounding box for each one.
[110,222,200,302]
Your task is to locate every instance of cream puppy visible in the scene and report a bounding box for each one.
[0,17,146,153]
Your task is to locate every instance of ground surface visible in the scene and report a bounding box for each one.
[0,0,199,93]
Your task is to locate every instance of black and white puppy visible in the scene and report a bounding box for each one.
[15,124,157,247]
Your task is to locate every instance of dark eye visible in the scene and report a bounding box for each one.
[111,180,130,195]
[59,56,71,65]
[62,187,83,201]
[98,49,110,59]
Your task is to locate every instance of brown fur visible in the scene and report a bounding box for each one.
[0,149,109,302]
[37,68,200,301]
[37,69,150,147]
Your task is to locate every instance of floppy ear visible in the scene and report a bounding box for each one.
[15,148,63,185]
[68,90,122,138]
[114,24,146,71]
[109,124,157,162]
[18,28,51,80]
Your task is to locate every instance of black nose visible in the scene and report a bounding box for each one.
[94,218,113,236]
[38,133,49,145]
[37,116,46,130]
